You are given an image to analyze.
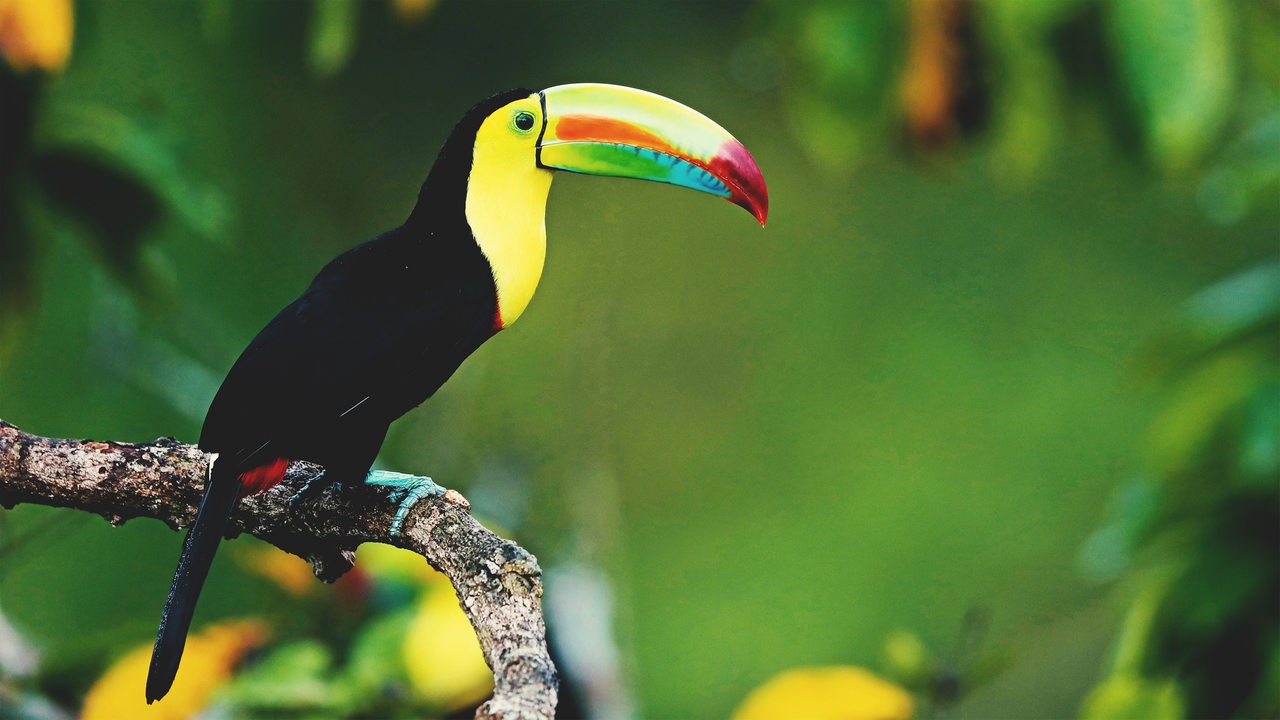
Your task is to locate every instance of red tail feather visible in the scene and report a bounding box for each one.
[237,457,290,498]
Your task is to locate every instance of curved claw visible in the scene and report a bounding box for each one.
[364,470,445,536]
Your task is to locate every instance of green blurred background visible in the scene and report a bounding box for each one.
[1,1,1276,718]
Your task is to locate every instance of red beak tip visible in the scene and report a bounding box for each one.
[731,195,768,226]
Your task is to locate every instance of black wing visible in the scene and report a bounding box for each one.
[198,226,498,474]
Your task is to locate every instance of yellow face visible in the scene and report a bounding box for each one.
[465,94,554,329]
[464,84,768,329]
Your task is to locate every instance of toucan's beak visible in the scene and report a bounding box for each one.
[537,83,769,225]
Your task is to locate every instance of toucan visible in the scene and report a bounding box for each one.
[146,83,768,702]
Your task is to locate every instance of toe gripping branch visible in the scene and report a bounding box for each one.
[362,470,446,536]
[285,468,445,538]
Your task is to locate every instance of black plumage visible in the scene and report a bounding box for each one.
[146,89,531,703]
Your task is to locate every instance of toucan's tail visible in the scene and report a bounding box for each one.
[145,460,241,703]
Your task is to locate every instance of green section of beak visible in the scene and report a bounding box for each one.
[537,83,769,224]
[541,141,734,197]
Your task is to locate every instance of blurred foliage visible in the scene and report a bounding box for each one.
[766,0,1280,192]
[0,1,1277,718]
[80,619,267,720]
[1080,260,1280,719]
[76,543,491,719]
[1106,0,1235,173]
[875,608,1011,716]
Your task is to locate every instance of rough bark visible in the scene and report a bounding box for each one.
[0,419,557,720]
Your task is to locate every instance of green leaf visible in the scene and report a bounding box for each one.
[1240,381,1280,483]
[1145,349,1265,482]
[1107,0,1236,172]
[768,0,903,171]
[1081,674,1185,720]
[308,0,358,78]
[344,607,414,698]
[1198,114,1280,225]
[1078,477,1161,581]
[979,0,1087,178]
[219,640,339,712]
[1179,260,1280,358]
[34,103,232,244]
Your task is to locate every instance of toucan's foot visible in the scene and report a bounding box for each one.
[287,469,331,508]
[364,471,445,537]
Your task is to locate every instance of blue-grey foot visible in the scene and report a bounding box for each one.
[363,471,446,536]
[287,469,330,508]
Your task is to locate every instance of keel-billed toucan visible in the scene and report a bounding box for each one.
[146,83,768,702]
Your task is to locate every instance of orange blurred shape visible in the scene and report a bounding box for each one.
[900,0,963,148]
[238,545,317,597]
[0,0,72,73]
[81,619,268,720]
[390,0,438,25]
[732,666,915,720]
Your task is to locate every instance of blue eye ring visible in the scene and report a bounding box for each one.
[513,110,537,132]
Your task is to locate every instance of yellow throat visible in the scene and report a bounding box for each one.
[464,94,554,329]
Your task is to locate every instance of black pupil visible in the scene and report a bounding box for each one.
[515,112,535,131]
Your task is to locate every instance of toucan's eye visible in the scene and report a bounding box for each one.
[513,111,536,132]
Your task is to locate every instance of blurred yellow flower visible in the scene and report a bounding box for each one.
[81,619,267,720]
[733,666,914,720]
[403,583,493,710]
[0,0,72,73]
[356,541,447,585]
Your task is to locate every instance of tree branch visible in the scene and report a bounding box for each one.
[0,419,557,720]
